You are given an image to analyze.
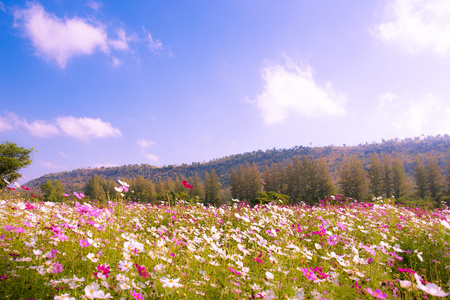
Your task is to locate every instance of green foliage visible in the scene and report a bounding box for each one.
[40,179,64,202]
[0,141,34,189]
[251,191,290,205]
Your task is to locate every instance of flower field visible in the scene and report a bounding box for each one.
[1,194,450,299]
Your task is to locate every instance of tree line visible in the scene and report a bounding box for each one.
[35,152,450,207]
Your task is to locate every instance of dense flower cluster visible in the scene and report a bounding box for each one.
[0,196,449,299]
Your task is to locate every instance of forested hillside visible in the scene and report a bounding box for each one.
[26,135,450,192]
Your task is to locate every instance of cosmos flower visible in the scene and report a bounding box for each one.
[414,274,449,297]
[365,288,388,299]
[182,180,193,189]
[160,276,183,288]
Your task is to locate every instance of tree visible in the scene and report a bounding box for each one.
[381,154,392,198]
[84,174,107,201]
[425,155,442,200]
[367,153,383,197]
[339,156,367,200]
[0,141,34,189]
[391,157,407,200]
[189,173,204,201]
[204,169,221,205]
[40,180,64,202]
[413,157,427,199]
[446,153,450,196]
[244,162,262,200]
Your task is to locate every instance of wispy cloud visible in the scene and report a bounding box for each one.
[0,1,6,12]
[375,92,450,137]
[0,116,13,131]
[40,161,61,169]
[86,1,102,11]
[373,0,450,55]
[252,58,346,124]
[1,113,122,141]
[137,138,155,148]
[141,150,159,162]
[58,151,67,158]
[12,2,162,68]
[55,116,122,141]
[92,162,119,168]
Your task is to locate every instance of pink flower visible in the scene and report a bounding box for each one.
[21,185,30,190]
[51,262,64,274]
[300,268,317,281]
[130,289,144,300]
[135,264,149,279]
[79,239,90,248]
[229,267,242,275]
[182,180,193,189]
[366,288,388,299]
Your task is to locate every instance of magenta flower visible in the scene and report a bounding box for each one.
[54,232,68,242]
[79,239,90,248]
[300,267,317,281]
[130,289,145,299]
[51,262,64,274]
[327,234,339,246]
[63,193,70,197]
[182,180,193,189]
[73,192,82,199]
[21,185,30,190]
[95,264,111,279]
[228,267,242,275]
[366,288,388,299]
[135,264,149,279]
[253,258,264,264]
[398,267,416,274]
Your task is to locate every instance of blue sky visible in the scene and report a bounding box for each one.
[1,0,450,184]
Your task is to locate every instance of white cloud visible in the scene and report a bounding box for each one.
[142,152,159,162]
[374,0,450,55]
[13,2,109,68]
[111,56,122,67]
[376,92,450,137]
[0,117,13,131]
[253,59,346,124]
[21,119,60,138]
[148,33,163,53]
[40,161,60,169]
[1,113,121,140]
[86,1,102,11]
[0,2,6,12]
[58,151,67,158]
[109,29,132,51]
[55,116,122,141]
[92,162,119,168]
[137,138,155,148]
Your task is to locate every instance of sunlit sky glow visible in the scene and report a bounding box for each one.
[1,0,450,184]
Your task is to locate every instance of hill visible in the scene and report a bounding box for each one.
[25,134,450,192]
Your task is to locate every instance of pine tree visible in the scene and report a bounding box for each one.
[84,174,107,201]
[446,153,450,196]
[244,162,261,200]
[425,155,442,200]
[165,177,175,193]
[204,169,221,205]
[391,157,407,200]
[316,158,335,201]
[413,157,427,199]
[367,153,383,197]
[263,164,278,193]
[190,173,204,201]
[381,154,392,198]
[339,156,367,200]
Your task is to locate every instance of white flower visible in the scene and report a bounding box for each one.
[86,253,98,263]
[118,180,129,187]
[33,249,43,256]
[314,243,322,250]
[265,271,274,280]
[114,186,123,193]
[440,219,450,230]
[399,280,412,288]
[154,263,166,272]
[414,274,449,297]
[69,281,81,289]
[160,277,183,288]
[84,282,100,298]
[118,260,133,272]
